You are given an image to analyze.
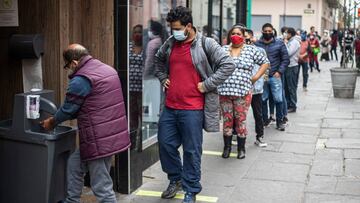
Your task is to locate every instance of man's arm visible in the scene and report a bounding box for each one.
[201,37,235,92]
[278,41,290,74]
[154,38,171,86]
[41,76,91,130]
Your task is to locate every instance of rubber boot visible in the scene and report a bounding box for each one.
[222,136,232,158]
[237,136,246,159]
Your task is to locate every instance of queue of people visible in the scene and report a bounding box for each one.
[38,5,356,203]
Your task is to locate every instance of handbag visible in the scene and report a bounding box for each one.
[313,47,320,55]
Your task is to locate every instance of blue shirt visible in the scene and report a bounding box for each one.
[54,76,92,124]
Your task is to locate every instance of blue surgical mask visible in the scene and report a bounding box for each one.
[173,28,188,41]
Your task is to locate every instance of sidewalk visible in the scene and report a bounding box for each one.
[87,59,360,203]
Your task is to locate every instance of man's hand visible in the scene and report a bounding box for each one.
[197,82,205,93]
[163,79,170,89]
[273,72,281,78]
[40,117,56,131]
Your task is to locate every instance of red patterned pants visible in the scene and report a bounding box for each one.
[220,94,252,137]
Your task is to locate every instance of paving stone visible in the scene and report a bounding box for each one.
[344,149,360,159]
[345,159,360,177]
[319,128,342,138]
[342,129,360,138]
[257,151,313,165]
[286,125,320,135]
[305,193,360,203]
[262,141,283,152]
[245,161,309,183]
[229,179,304,203]
[310,159,343,176]
[325,138,360,149]
[354,112,360,119]
[314,149,343,161]
[324,111,354,119]
[306,175,337,193]
[322,119,360,129]
[279,142,315,155]
[336,177,360,196]
[267,133,317,144]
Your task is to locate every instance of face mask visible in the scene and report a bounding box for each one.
[230,35,245,45]
[133,34,142,43]
[283,32,288,39]
[148,30,155,39]
[245,38,251,45]
[262,32,273,40]
[173,28,188,41]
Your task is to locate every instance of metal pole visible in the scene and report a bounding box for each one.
[236,0,240,24]
[207,0,213,37]
[283,0,286,26]
[343,0,347,68]
[219,0,223,44]
[354,2,357,31]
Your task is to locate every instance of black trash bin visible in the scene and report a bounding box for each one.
[0,90,76,203]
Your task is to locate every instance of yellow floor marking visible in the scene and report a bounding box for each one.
[203,150,237,158]
[135,190,218,202]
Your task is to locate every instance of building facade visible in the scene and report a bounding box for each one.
[251,0,338,36]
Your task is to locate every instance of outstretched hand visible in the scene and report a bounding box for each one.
[40,116,55,131]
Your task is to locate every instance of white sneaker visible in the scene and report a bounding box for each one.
[254,138,267,147]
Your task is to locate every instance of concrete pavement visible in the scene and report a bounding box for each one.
[83,59,360,203]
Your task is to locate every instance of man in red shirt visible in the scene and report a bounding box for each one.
[154,6,235,203]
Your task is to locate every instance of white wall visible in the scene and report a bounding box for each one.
[252,0,333,34]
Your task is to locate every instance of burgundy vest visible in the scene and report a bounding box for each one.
[70,55,130,161]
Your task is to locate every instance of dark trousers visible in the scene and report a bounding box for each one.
[251,94,264,136]
[330,45,338,60]
[285,66,299,110]
[158,107,204,194]
[298,62,309,88]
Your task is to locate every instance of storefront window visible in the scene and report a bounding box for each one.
[129,0,186,150]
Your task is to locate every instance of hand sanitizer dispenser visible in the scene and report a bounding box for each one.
[26,95,40,119]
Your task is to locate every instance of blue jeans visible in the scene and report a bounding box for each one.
[158,107,204,194]
[262,76,284,123]
[298,62,309,88]
[285,66,299,110]
[281,74,287,117]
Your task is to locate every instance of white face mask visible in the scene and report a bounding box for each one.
[283,32,288,39]
[173,28,188,41]
[148,30,155,39]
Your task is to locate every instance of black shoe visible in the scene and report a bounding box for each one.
[269,116,276,123]
[317,68,321,72]
[254,136,267,147]
[237,137,246,159]
[161,180,182,199]
[222,136,232,159]
[283,117,288,124]
[182,192,196,203]
[276,121,286,131]
[287,108,296,113]
[264,119,271,127]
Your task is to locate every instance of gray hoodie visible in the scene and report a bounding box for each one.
[287,36,301,67]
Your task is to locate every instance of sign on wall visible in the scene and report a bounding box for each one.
[304,9,315,15]
[0,0,18,27]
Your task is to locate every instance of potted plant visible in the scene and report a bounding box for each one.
[330,0,359,98]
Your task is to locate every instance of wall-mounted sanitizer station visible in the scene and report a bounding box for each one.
[0,35,76,203]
